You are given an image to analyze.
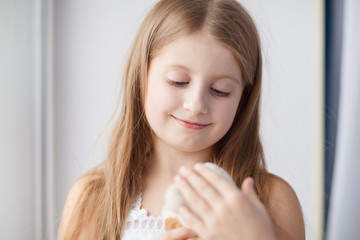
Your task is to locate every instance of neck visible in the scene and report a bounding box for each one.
[145,138,212,180]
[139,138,212,216]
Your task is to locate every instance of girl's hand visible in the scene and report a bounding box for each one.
[157,227,197,240]
[175,163,277,240]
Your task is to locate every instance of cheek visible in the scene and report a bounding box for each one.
[222,105,239,127]
[215,97,241,131]
[145,79,180,115]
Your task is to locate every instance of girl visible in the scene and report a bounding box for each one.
[58,0,305,239]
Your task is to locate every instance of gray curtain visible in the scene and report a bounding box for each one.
[326,0,360,239]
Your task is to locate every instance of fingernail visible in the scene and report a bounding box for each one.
[174,175,182,183]
[179,166,188,175]
[179,205,187,214]
[247,177,254,188]
[188,229,196,235]
[194,163,202,171]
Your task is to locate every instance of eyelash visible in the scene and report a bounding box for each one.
[168,80,189,87]
[210,87,230,97]
[167,80,230,97]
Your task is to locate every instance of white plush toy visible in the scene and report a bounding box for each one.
[161,162,235,234]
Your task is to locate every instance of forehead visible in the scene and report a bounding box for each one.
[149,31,242,82]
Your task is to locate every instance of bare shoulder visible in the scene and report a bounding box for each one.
[267,174,305,240]
[58,174,100,239]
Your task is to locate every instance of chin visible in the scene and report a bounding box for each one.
[170,142,213,154]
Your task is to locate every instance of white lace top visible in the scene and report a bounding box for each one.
[122,192,165,240]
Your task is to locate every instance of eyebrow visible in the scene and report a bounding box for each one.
[164,64,191,73]
[164,64,241,84]
[213,73,241,85]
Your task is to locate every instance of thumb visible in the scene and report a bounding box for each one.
[241,177,258,201]
[157,227,196,240]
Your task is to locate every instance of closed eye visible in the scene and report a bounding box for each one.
[210,87,230,97]
[167,80,189,87]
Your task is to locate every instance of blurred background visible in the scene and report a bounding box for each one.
[1,0,359,239]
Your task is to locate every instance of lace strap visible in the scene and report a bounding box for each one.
[124,192,165,233]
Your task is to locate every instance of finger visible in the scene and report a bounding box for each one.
[179,205,206,238]
[241,177,259,203]
[175,174,210,218]
[178,167,222,208]
[193,163,238,200]
[157,227,197,240]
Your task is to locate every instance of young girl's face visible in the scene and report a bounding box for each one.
[145,31,244,154]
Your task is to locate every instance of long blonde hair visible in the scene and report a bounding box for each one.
[64,0,269,239]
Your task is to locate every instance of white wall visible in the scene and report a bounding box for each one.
[52,2,159,236]
[242,1,324,239]
[0,0,37,239]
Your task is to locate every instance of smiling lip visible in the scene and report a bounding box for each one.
[171,115,211,130]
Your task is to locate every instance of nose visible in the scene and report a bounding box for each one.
[183,87,208,115]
